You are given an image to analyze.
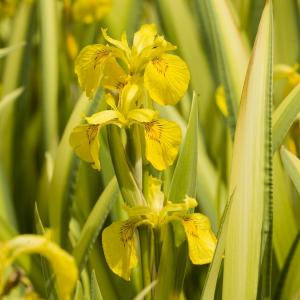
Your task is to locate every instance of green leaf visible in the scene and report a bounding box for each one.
[0,0,33,183]
[91,270,103,300]
[274,233,300,300]
[0,162,16,230]
[201,194,233,300]
[273,0,300,65]
[158,101,221,231]
[154,0,215,124]
[272,83,300,152]
[73,177,119,271]
[155,93,198,300]
[74,281,84,300]
[49,92,102,246]
[38,0,59,155]
[0,87,23,115]
[273,153,298,268]
[169,92,198,202]
[0,42,26,59]
[133,281,157,300]
[280,146,300,194]
[194,0,249,133]
[223,2,273,299]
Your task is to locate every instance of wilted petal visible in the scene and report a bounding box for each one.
[144,54,190,105]
[102,220,138,281]
[144,119,181,170]
[182,213,217,265]
[75,44,112,98]
[69,124,101,170]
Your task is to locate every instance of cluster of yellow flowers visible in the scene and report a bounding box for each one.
[70,24,190,171]
[70,24,216,281]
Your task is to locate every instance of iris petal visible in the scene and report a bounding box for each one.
[144,119,181,170]
[75,44,112,98]
[102,220,138,280]
[69,124,101,170]
[144,54,190,105]
[182,213,217,265]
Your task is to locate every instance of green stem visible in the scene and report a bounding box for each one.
[107,126,145,206]
[38,0,59,156]
[154,228,161,275]
[139,226,152,300]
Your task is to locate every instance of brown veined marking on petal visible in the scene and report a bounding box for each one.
[144,121,162,143]
[152,57,168,77]
[116,81,126,90]
[120,219,138,246]
[86,125,99,145]
[94,48,111,69]
[183,216,199,238]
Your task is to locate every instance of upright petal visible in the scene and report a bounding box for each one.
[144,54,190,105]
[69,124,101,170]
[101,28,130,55]
[75,44,112,98]
[133,24,157,54]
[145,176,164,212]
[144,119,181,170]
[102,220,138,281]
[182,213,217,265]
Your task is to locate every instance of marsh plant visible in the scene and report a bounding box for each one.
[0,0,300,300]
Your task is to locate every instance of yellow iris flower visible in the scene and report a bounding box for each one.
[69,84,181,171]
[102,176,217,280]
[74,23,190,105]
[72,0,112,24]
[0,234,78,300]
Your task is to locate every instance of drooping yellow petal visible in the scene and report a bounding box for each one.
[74,44,112,98]
[69,124,101,170]
[182,213,217,265]
[144,54,190,105]
[144,119,181,170]
[102,220,138,281]
[0,234,78,300]
[102,58,127,92]
[72,0,112,23]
